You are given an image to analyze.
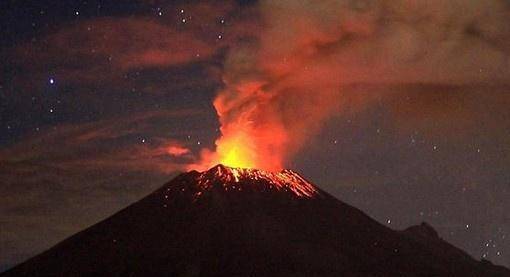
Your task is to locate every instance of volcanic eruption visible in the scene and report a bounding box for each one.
[3,164,509,276]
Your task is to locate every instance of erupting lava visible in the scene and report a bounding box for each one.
[190,129,266,171]
[191,83,288,172]
[192,164,319,198]
[214,130,258,169]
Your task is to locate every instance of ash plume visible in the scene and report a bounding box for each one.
[197,0,510,170]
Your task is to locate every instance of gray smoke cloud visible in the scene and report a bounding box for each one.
[202,0,510,169]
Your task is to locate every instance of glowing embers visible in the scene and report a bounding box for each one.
[193,164,319,199]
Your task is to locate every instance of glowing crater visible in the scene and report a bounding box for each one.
[193,164,319,198]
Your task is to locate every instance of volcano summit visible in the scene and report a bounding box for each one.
[3,165,509,276]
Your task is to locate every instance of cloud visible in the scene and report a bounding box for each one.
[194,0,510,169]
[0,110,200,174]
[167,145,191,156]
[4,18,213,90]
[0,109,206,270]
[256,0,510,85]
[0,0,250,97]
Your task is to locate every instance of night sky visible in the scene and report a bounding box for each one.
[1,0,510,271]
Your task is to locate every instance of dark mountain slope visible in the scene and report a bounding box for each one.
[3,165,509,276]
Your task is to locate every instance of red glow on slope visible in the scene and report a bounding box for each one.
[192,164,319,198]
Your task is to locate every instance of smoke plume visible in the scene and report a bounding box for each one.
[196,0,510,170]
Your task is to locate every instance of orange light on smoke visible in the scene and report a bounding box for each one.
[167,145,190,156]
[215,131,256,169]
[191,82,287,172]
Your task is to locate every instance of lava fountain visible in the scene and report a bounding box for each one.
[190,82,288,172]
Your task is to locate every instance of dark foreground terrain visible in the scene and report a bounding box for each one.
[3,165,509,276]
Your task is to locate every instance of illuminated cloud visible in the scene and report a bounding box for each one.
[194,0,510,170]
[0,110,199,174]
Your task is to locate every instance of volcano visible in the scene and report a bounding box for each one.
[3,164,509,276]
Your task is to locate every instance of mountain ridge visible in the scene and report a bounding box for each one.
[3,165,509,276]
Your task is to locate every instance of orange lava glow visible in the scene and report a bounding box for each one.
[192,123,286,171]
[213,123,286,171]
[215,131,257,169]
[192,165,319,198]
[190,83,287,172]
